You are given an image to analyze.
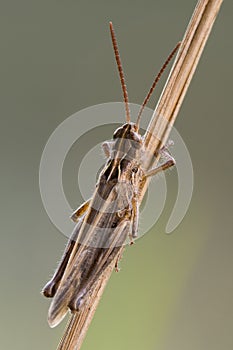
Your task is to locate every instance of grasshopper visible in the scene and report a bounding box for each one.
[42,22,179,330]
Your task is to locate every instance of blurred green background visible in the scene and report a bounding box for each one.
[1,1,232,349]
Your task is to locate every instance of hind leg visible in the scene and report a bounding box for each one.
[42,221,82,298]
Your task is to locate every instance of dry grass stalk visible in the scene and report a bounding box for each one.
[57,0,223,349]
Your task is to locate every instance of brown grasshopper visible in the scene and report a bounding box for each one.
[42,22,179,330]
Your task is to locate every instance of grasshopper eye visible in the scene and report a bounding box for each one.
[113,126,125,139]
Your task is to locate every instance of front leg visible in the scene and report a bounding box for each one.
[145,154,175,178]
[102,141,113,158]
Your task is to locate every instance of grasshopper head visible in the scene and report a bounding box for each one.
[113,123,141,143]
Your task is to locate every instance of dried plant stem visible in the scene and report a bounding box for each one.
[144,0,223,152]
[57,1,223,349]
[57,262,117,350]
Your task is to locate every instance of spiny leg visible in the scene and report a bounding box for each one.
[102,141,111,158]
[115,250,124,272]
[145,156,175,178]
[130,194,139,243]
[43,199,91,297]
[42,240,74,298]
[42,221,82,298]
[70,198,91,222]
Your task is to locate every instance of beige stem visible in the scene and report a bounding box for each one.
[57,1,223,349]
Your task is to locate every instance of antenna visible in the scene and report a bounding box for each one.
[109,22,131,123]
[135,41,181,130]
